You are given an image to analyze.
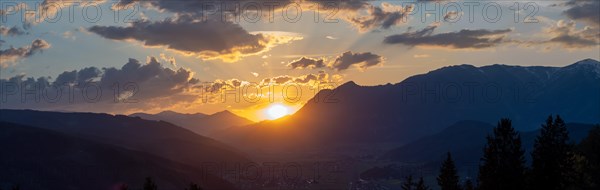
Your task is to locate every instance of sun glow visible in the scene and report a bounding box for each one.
[266,104,290,120]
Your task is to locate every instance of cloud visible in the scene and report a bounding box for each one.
[88,16,300,62]
[113,0,407,32]
[112,0,294,15]
[0,57,200,112]
[0,2,27,21]
[0,39,51,67]
[99,57,198,100]
[413,54,431,58]
[62,31,76,40]
[159,53,176,67]
[343,2,412,32]
[54,67,101,85]
[384,25,512,49]
[539,20,599,48]
[0,26,26,36]
[286,52,384,71]
[563,0,599,27]
[259,72,333,86]
[443,11,462,22]
[287,57,326,69]
[331,51,384,71]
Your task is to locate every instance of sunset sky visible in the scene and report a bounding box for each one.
[1,0,598,121]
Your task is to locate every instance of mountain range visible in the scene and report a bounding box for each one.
[130,110,253,136]
[0,109,250,167]
[219,59,600,151]
[1,59,598,189]
[0,122,237,190]
[382,120,597,166]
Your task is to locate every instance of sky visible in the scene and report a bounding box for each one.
[0,0,598,121]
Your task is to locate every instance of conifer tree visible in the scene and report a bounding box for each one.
[463,179,474,190]
[530,115,575,190]
[478,118,526,190]
[576,125,600,188]
[117,184,128,190]
[402,175,415,190]
[143,177,158,190]
[185,183,203,190]
[437,152,460,190]
[416,177,430,190]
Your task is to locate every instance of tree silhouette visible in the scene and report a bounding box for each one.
[437,152,460,190]
[577,125,600,189]
[11,185,20,190]
[530,115,575,190]
[478,118,526,190]
[143,177,158,190]
[463,179,475,190]
[415,177,430,190]
[402,175,415,190]
[185,183,203,190]
[117,184,128,190]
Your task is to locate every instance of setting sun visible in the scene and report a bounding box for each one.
[266,104,289,120]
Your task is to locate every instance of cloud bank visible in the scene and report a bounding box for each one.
[384,25,512,49]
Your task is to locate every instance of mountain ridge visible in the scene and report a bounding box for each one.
[219,59,600,152]
[130,109,254,137]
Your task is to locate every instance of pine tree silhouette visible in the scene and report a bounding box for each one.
[530,115,575,190]
[185,183,203,190]
[11,185,20,190]
[117,184,128,190]
[437,152,460,190]
[143,177,158,190]
[415,177,430,190]
[576,125,600,189]
[463,179,475,190]
[402,175,415,190]
[478,118,526,190]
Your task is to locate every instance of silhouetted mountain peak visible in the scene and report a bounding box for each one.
[556,59,600,79]
[158,110,207,118]
[571,58,600,65]
[565,58,599,68]
[211,110,241,118]
[339,81,359,89]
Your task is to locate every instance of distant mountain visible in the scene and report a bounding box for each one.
[0,122,237,190]
[382,121,598,166]
[0,109,250,169]
[130,110,253,136]
[219,59,600,151]
[130,110,208,124]
[383,120,494,165]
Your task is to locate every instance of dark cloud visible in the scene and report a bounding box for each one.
[345,3,412,32]
[112,0,405,31]
[383,25,512,49]
[286,52,384,71]
[99,57,198,100]
[0,25,26,36]
[563,0,600,27]
[0,57,199,112]
[54,67,101,85]
[331,51,383,71]
[0,39,51,66]
[89,16,298,62]
[112,0,295,16]
[287,57,326,69]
